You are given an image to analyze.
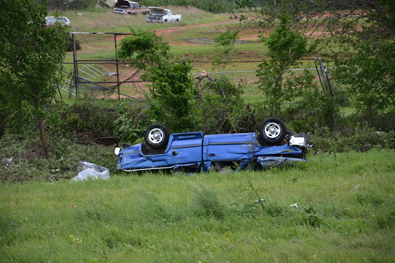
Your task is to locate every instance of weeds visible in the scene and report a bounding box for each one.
[0,150,395,261]
[301,203,322,228]
[191,186,225,220]
[243,176,265,212]
[0,131,117,183]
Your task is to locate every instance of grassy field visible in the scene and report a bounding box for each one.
[1,149,394,262]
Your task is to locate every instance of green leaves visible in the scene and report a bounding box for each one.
[117,28,170,70]
[263,17,315,64]
[236,0,395,122]
[256,16,317,116]
[212,29,240,76]
[331,40,395,114]
[144,59,199,132]
[118,29,199,133]
[0,0,67,153]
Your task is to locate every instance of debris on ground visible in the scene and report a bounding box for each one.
[71,160,110,181]
[2,157,13,169]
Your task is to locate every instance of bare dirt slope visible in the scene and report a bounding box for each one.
[155,19,239,36]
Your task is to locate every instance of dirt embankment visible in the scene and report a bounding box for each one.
[111,19,242,43]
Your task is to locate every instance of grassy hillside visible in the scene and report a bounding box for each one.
[59,8,321,103]
[1,150,395,262]
[57,7,229,32]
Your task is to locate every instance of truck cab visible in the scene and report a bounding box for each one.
[113,1,149,15]
[146,7,181,23]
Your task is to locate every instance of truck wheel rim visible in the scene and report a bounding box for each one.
[148,128,164,143]
[264,122,281,138]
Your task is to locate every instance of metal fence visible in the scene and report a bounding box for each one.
[61,32,333,100]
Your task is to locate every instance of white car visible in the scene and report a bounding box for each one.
[45,16,71,27]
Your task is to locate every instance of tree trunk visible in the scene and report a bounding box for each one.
[38,120,48,157]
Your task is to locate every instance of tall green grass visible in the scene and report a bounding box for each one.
[1,149,394,262]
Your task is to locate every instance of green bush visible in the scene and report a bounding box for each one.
[312,127,395,154]
[144,59,200,133]
[113,100,150,144]
[0,131,117,183]
[352,108,395,133]
[283,89,341,135]
[197,77,259,134]
[46,98,119,145]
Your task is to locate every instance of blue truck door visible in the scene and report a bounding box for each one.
[203,133,255,164]
[148,132,203,168]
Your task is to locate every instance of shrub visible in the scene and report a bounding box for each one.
[143,59,200,133]
[312,126,395,153]
[0,131,117,183]
[113,100,150,144]
[196,77,258,134]
[118,29,199,133]
[46,98,119,145]
[283,89,341,135]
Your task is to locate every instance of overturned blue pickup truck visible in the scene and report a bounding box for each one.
[115,118,313,172]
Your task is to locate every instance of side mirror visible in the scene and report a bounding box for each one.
[115,147,121,156]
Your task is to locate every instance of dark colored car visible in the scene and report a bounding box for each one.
[115,118,313,172]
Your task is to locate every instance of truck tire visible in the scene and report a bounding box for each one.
[144,124,170,149]
[259,118,286,145]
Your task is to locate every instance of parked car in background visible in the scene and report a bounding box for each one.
[146,7,181,23]
[113,0,150,15]
[45,16,71,27]
[115,118,313,172]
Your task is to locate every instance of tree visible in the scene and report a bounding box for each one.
[256,16,317,116]
[0,0,66,155]
[193,29,260,134]
[331,40,395,117]
[235,0,395,115]
[212,29,240,79]
[118,28,199,133]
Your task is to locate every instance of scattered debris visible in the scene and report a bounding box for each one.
[2,157,13,169]
[289,203,300,209]
[71,160,110,181]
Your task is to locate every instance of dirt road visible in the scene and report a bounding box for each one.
[154,19,238,36]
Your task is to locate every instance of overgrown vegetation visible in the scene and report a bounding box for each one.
[235,0,395,129]
[1,3,395,261]
[256,16,317,117]
[117,28,199,132]
[46,98,120,145]
[1,150,394,261]
[0,0,67,156]
[2,8,395,183]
